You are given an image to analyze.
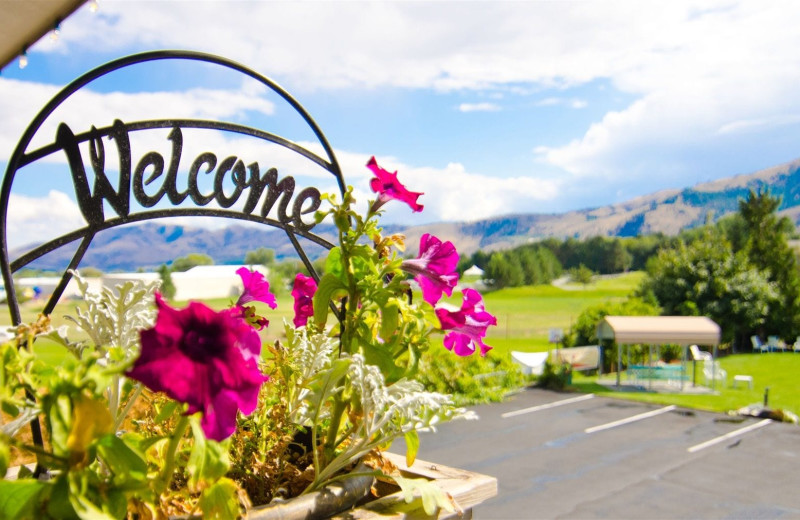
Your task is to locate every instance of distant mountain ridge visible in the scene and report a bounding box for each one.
[14,157,800,272]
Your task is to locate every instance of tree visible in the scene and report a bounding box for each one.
[737,188,800,336]
[78,266,103,277]
[244,248,276,267]
[157,264,176,300]
[569,296,660,373]
[170,253,214,272]
[641,229,777,348]
[569,264,594,288]
[484,252,524,288]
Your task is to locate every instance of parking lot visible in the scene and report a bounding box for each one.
[402,388,800,519]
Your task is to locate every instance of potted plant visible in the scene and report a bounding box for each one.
[0,158,497,519]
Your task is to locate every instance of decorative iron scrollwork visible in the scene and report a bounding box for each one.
[56,120,323,232]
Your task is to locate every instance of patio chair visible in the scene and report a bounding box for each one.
[703,360,727,385]
[768,335,785,352]
[690,344,712,361]
[751,335,769,353]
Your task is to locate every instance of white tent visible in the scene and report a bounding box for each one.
[464,265,484,277]
[596,316,722,389]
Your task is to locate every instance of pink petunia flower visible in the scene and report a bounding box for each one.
[367,156,424,213]
[435,289,497,357]
[401,233,459,305]
[236,267,277,309]
[127,294,268,441]
[291,273,317,328]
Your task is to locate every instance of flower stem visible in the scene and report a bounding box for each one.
[155,414,190,494]
[323,396,348,465]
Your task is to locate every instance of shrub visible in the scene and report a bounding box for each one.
[417,349,529,405]
[536,360,572,391]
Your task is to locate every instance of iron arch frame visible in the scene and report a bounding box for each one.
[1,50,347,325]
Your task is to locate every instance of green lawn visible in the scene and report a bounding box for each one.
[483,272,645,344]
[572,353,800,415]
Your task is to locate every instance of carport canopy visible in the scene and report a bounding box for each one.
[597,316,721,346]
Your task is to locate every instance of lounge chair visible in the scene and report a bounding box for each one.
[751,335,769,353]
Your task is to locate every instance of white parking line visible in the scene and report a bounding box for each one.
[501,394,595,418]
[687,418,772,453]
[585,405,677,433]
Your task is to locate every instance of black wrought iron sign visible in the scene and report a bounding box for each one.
[1,50,346,325]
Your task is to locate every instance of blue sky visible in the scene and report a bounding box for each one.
[3,1,800,248]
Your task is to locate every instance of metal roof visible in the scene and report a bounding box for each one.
[597,315,721,346]
[0,0,88,70]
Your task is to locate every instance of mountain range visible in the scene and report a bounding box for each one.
[14,157,800,272]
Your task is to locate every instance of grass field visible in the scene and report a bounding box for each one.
[572,352,800,415]
[4,270,799,418]
[483,272,645,349]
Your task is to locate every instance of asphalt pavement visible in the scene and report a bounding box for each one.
[394,388,800,519]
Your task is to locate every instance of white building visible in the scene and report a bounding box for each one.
[102,265,269,301]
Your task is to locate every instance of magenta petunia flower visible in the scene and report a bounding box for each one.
[401,233,459,305]
[367,156,424,213]
[236,267,277,309]
[127,294,268,441]
[435,289,497,357]
[291,273,317,328]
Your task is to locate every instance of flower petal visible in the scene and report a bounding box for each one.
[291,273,317,328]
[236,267,277,309]
[367,157,424,213]
[128,296,268,441]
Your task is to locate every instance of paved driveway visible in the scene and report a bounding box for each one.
[397,388,800,519]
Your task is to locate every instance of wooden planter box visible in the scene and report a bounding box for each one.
[8,453,497,520]
[246,452,497,519]
[333,452,497,519]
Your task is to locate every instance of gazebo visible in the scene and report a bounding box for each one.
[596,316,722,390]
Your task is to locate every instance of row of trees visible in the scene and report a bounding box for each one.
[461,233,678,290]
[470,245,563,289]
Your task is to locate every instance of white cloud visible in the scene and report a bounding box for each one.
[354,158,560,224]
[18,1,800,206]
[6,190,85,249]
[458,102,501,113]
[536,97,587,109]
[0,78,275,162]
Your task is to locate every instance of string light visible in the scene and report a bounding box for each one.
[50,21,62,41]
[18,49,28,69]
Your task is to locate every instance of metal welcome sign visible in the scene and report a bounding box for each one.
[0,50,346,326]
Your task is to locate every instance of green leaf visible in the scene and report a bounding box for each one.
[154,400,179,424]
[187,418,231,490]
[0,479,48,520]
[313,273,349,328]
[0,441,8,477]
[360,339,402,382]
[379,299,400,342]
[198,477,241,520]
[67,471,116,520]
[324,247,345,281]
[404,430,419,468]
[47,476,78,520]
[49,394,72,457]
[392,475,457,516]
[95,434,148,487]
